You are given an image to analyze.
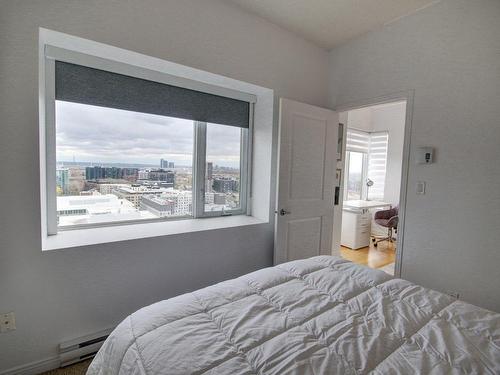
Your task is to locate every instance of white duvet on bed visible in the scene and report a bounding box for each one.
[87,256,500,374]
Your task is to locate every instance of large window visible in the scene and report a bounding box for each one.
[45,48,254,233]
[344,129,388,201]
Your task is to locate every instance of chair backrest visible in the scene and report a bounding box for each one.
[374,206,399,228]
[374,206,397,220]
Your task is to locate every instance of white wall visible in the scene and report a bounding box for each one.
[370,102,406,205]
[329,0,500,311]
[346,107,372,132]
[0,0,329,371]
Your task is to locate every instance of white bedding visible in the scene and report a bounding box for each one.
[87,256,500,374]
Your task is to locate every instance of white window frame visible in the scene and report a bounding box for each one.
[39,28,274,251]
[193,119,252,218]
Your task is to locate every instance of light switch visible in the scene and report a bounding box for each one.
[416,181,426,195]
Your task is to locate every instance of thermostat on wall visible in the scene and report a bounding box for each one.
[416,147,434,164]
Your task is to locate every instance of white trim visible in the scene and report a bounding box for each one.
[193,122,207,218]
[241,115,251,215]
[193,122,249,218]
[0,356,60,375]
[39,28,274,250]
[43,215,266,251]
[246,103,255,215]
[336,90,414,278]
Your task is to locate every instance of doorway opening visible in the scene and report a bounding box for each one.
[335,99,409,276]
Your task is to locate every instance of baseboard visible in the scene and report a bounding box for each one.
[0,356,60,375]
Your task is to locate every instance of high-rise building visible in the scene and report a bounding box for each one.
[160,159,169,168]
[113,185,173,208]
[85,166,139,181]
[206,162,213,180]
[138,169,150,180]
[86,166,102,180]
[140,190,192,217]
[148,169,175,185]
[213,177,238,193]
[121,168,139,181]
[56,168,69,194]
[168,161,175,169]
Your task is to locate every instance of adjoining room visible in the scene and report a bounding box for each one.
[338,101,407,275]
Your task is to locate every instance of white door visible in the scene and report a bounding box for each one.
[275,98,339,264]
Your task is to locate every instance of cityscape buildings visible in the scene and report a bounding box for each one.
[56,161,240,226]
[213,177,238,193]
[57,194,156,226]
[85,166,139,181]
[56,168,69,194]
[147,169,175,185]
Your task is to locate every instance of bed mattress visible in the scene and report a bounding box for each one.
[87,256,500,374]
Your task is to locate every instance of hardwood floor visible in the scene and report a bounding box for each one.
[340,241,396,270]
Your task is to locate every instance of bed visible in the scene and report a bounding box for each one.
[87,256,500,374]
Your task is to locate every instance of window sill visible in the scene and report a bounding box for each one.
[42,215,267,251]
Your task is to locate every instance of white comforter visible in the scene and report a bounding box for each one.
[87,256,500,374]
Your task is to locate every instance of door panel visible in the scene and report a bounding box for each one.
[275,98,338,264]
[289,114,327,200]
[287,217,322,261]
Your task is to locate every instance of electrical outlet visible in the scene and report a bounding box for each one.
[0,312,16,333]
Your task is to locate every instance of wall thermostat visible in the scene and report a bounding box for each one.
[416,147,434,164]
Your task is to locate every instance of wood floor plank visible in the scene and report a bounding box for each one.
[340,241,396,269]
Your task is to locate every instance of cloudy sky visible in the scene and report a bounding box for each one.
[56,101,241,168]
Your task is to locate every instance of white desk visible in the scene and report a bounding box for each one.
[343,200,391,211]
[341,200,391,250]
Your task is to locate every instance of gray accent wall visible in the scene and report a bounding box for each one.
[0,0,328,371]
[329,0,500,312]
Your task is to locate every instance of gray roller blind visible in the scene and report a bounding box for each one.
[55,61,250,128]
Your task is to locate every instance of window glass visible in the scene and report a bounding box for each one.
[55,100,194,227]
[204,123,242,213]
[346,151,364,200]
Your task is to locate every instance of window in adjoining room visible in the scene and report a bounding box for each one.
[344,129,388,201]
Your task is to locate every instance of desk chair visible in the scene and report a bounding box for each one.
[371,206,398,247]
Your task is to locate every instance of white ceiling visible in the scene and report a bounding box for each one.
[227,0,440,49]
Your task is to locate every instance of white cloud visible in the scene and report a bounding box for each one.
[56,101,241,167]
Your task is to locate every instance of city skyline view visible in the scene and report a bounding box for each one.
[56,100,242,168]
[55,100,242,226]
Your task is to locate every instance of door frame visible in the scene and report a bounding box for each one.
[336,90,414,278]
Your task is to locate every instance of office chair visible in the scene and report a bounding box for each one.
[371,206,398,247]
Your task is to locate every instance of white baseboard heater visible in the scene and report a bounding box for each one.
[59,327,114,367]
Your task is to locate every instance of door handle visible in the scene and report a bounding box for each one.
[278,209,290,216]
